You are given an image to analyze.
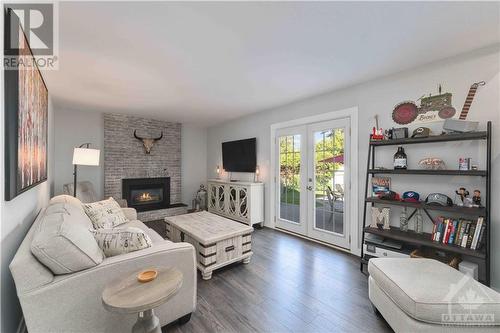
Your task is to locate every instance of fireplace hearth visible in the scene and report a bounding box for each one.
[122,177,170,212]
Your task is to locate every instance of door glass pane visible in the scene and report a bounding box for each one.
[279,135,301,223]
[314,128,344,234]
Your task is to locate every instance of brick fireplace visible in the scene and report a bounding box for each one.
[104,113,186,221]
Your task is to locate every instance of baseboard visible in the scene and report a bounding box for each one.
[274,227,353,255]
[16,316,26,333]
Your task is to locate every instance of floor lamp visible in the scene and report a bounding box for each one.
[72,143,100,197]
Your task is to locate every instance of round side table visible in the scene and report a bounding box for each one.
[102,267,183,333]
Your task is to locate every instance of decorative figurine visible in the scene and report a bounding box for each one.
[195,184,208,211]
[463,197,473,208]
[371,127,384,140]
[472,190,482,207]
[455,187,469,206]
[370,115,385,140]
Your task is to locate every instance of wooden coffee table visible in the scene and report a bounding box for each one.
[102,267,183,333]
[165,211,253,280]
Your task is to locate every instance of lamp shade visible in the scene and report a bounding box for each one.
[72,147,100,166]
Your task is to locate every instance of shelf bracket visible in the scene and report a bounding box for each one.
[422,208,435,224]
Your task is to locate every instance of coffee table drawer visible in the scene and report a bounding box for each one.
[216,236,243,263]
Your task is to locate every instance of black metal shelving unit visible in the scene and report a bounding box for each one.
[360,122,491,286]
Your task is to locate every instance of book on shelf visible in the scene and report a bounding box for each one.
[466,223,476,248]
[455,220,465,246]
[471,217,484,250]
[448,220,458,245]
[460,221,471,247]
[372,177,391,196]
[475,224,487,250]
[431,216,486,251]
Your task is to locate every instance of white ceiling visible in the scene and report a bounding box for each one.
[43,1,500,126]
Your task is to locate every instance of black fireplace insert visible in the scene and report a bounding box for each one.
[122,177,170,212]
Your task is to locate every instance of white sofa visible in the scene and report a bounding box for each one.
[9,195,197,333]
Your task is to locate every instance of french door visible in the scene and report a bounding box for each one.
[275,118,350,249]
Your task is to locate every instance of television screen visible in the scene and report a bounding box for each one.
[222,138,256,172]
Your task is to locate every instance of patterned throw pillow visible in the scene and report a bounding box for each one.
[91,227,152,257]
[82,197,128,229]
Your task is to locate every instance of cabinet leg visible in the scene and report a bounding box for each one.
[202,271,212,280]
[243,255,252,264]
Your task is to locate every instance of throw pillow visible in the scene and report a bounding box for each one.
[31,205,104,275]
[82,197,128,229]
[91,227,153,257]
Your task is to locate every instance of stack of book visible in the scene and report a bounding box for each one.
[431,217,486,250]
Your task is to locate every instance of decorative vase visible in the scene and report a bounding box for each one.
[400,207,408,232]
[196,184,208,211]
[415,209,423,234]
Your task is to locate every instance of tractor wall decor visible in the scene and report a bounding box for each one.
[392,85,455,125]
[392,82,485,125]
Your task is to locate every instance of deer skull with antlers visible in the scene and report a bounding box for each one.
[134,130,163,154]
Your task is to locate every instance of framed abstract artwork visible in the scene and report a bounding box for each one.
[4,9,48,200]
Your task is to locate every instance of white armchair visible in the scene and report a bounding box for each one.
[63,181,128,207]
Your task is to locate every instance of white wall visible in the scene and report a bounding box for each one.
[206,46,500,288]
[1,97,55,333]
[54,107,104,197]
[53,108,208,207]
[182,125,208,206]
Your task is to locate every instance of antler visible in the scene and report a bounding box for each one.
[134,130,162,141]
[153,132,163,141]
[133,130,143,140]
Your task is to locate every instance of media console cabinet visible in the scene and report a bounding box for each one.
[207,179,264,226]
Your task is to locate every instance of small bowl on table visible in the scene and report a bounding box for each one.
[137,269,158,283]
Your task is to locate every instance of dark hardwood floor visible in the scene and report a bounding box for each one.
[163,227,392,333]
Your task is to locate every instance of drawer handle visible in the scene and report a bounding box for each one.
[225,245,235,252]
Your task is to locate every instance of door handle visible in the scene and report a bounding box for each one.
[306,186,313,191]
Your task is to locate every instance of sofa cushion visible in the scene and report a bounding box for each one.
[45,202,94,230]
[368,258,500,325]
[120,220,166,244]
[91,227,153,257]
[31,205,104,275]
[49,194,85,213]
[82,197,128,229]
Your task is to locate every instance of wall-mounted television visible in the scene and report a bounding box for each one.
[222,138,256,172]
